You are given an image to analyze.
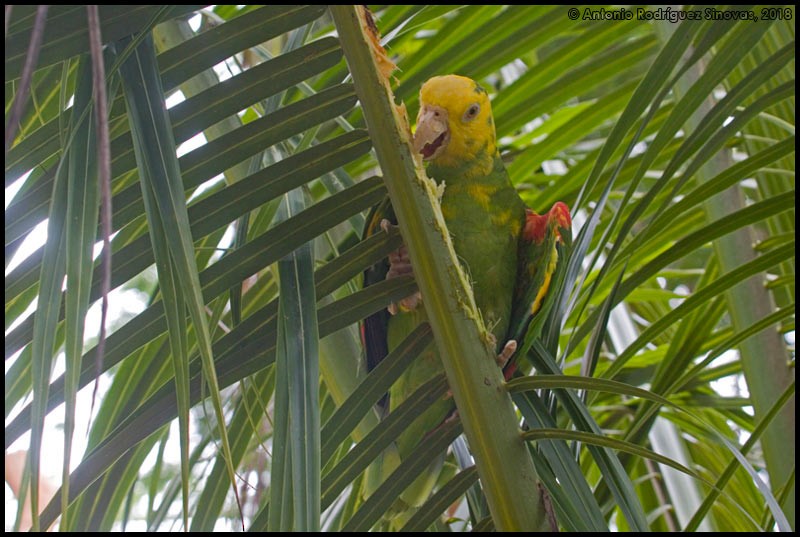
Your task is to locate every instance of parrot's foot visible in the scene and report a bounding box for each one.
[388,292,423,315]
[381,219,423,315]
[496,339,517,368]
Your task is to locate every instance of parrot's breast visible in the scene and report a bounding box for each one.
[438,174,526,349]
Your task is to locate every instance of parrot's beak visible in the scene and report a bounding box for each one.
[414,105,449,160]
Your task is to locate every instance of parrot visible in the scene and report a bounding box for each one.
[361,74,572,514]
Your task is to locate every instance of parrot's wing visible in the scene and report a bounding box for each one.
[506,202,572,371]
[361,197,397,410]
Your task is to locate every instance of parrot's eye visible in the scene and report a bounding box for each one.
[463,103,480,122]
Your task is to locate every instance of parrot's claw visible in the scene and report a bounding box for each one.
[485,333,517,368]
[496,340,517,368]
[379,218,395,234]
[381,219,423,315]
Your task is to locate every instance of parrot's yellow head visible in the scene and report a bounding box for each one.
[414,75,497,172]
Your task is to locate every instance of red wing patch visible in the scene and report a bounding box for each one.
[523,203,571,244]
[523,209,548,243]
[549,201,571,230]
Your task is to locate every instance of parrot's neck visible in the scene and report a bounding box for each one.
[428,155,522,215]
[427,147,498,185]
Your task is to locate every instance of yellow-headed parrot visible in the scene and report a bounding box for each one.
[362,74,572,511]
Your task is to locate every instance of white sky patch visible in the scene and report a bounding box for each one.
[213,61,235,82]
[499,58,527,86]
[92,231,120,261]
[177,131,208,158]
[5,298,35,338]
[141,419,184,482]
[5,170,31,209]
[187,172,225,204]
[84,287,150,341]
[708,349,751,412]
[542,159,568,175]
[5,219,48,275]
[166,89,186,109]
[209,224,237,265]
[189,13,202,31]
[668,284,690,309]
[630,140,649,157]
